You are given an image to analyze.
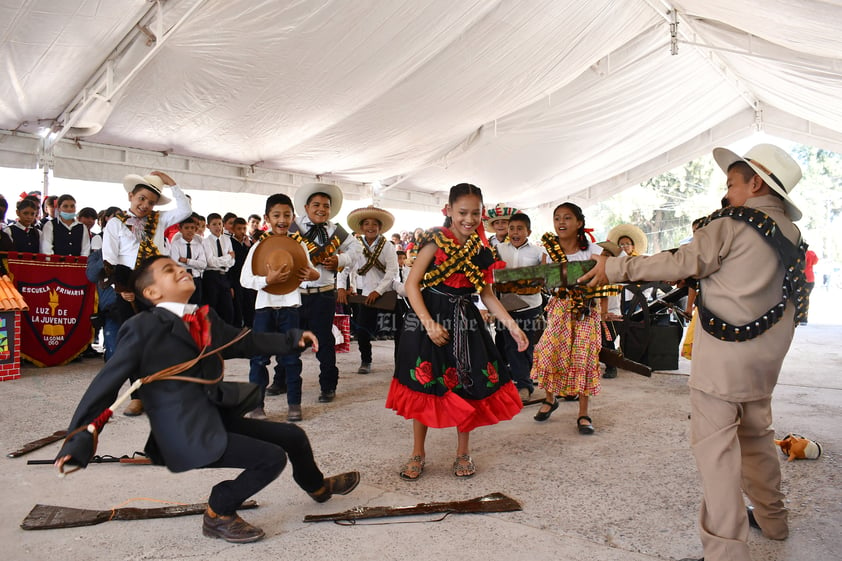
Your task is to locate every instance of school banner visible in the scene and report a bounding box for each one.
[6,252,95,367]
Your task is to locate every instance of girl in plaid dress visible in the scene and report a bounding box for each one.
[531,202,606,434]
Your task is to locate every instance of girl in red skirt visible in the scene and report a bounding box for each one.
[386,183,528,479]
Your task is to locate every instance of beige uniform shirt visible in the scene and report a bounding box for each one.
[606,195,800,401]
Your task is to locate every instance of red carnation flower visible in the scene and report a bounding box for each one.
[444,367,459,390]
[486,362,499,384]
[414,361,434,385]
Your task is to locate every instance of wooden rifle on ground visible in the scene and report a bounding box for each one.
[21,500,258,530]
[7,430,67,458]
[27,453,152,466]
[303,492,521,523]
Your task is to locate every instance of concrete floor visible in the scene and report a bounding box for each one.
[1,288,840,561]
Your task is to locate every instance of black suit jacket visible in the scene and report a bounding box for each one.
[58,306,304,473]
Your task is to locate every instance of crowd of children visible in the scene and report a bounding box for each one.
[5,144,805,560]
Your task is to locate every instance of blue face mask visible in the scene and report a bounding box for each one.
[59,211,76,221]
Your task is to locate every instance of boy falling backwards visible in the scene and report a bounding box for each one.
[55,255,360,543]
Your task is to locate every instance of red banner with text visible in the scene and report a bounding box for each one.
[6,252,95,367]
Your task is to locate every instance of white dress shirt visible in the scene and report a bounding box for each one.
[169,235,207,278]
[202,232,235,272]
[338,235,398,296]
[496,239,548,310]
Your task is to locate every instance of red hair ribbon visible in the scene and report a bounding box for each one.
[441,205,448,217]
[583,228,596,242]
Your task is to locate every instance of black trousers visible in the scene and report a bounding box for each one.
[204,415,324,515]
[203,270,234,324]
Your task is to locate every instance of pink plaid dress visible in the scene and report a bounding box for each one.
[530,294,602,397]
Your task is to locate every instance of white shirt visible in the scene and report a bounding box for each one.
[157,302,194,317]
[40,218,91,256]
[496,239,548,310]
[338,235,398,296]
[240,236,307,309]
[102,184,191,267]
[203,232,235,272]
[295,217,363,289]
[169,236,207,278]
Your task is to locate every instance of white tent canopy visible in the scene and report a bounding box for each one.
[2,0,841,213]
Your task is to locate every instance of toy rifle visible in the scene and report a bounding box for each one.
[493,262,652,377]
[21,500,258,530]
[303,492,521,523]
[7,430,67,458]
[27,453,152,466]
[628,285,690,322]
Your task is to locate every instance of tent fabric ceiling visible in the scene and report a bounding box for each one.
[2,0,842,212]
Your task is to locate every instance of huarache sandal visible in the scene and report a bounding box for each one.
[534,399,559,422]
[399,455,425,481]
[453,454,476,478]
[577,415,595,435]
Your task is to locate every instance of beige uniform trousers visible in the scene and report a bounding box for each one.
[690,389,788,561]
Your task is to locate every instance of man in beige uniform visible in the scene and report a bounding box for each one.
[583,144,805,561]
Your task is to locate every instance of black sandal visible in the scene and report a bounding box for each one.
[577,415,595,435]
[534,399,559,422]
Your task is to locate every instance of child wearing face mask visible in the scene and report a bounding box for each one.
[40,194,91,256]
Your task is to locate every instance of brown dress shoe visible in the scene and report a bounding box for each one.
[123,399,144,416]
[202,509,265,543]
[308,471,360,503]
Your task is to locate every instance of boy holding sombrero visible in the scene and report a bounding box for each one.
[288,183,362,403]
[337,205,398,374]
[240,194,319,422]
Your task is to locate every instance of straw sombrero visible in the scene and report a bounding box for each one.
[712,143,803,221]
[607,224,648,255]
[293,183,343,219]
[251,235,309,295]
[347,206,395,235]
[122,173,171,205]
[597,240,621,257]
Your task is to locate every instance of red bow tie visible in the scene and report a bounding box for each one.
[182,305,211,348]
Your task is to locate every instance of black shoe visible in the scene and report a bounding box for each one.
[533,399,559,422]
[308,471,361,503]
[577,415,595,435]
[318,390,336,403]
[603,365,618,378]
[202,510,265,543]
[747,506,762,530]
[677,558,703,561]
[81,347,102,359]
[265,384,287,396]
[561,394,579,401]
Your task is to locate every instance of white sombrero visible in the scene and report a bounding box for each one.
[607,223,648,255]
[122,174,171,205]
[483,202,521,227]
[347,206,395,235]
[293,183,344,219]
[712,143,803,221]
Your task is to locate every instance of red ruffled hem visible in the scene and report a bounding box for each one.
[385,378,523,432]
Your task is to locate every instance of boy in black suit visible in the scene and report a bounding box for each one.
[55,255,360,543]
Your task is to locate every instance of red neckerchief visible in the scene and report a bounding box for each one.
[183,305,212,348]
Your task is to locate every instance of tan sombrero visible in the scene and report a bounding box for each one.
[294,183,343,219]
[122,173,171,205]
[483,202,521,227]
[347,206,395,235]
[251,235,309,295]
[712,143,803,221]
[597,240,621,257]
[607,224,648,255]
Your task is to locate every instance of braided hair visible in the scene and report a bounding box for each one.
[553,202,589,251]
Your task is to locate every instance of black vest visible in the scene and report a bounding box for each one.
[53,222,85,256]
[11,226,40,252]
